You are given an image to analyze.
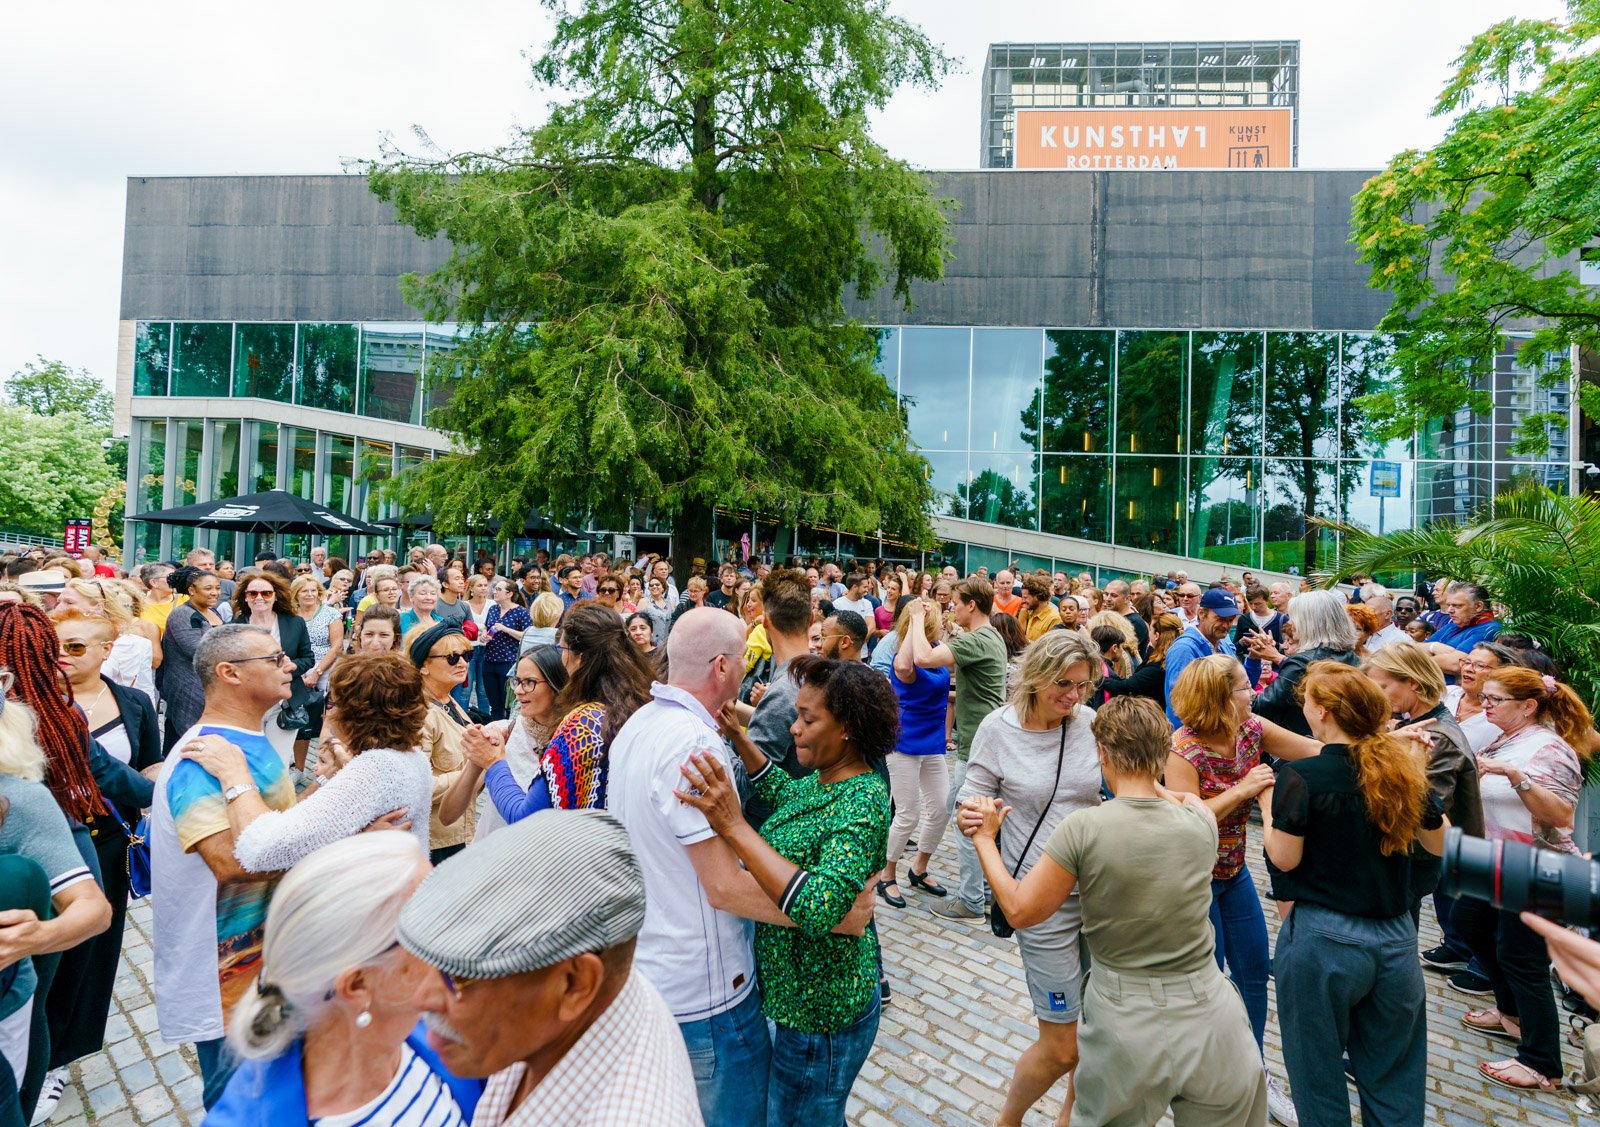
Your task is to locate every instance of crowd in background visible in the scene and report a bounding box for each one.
[0,536,1596,1126]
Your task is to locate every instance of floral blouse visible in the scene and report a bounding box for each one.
[1479,723,1583,855]
[1172,716,1265,881]
[748,760,889,1034]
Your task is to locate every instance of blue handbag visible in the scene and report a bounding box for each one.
[105,801,152,899]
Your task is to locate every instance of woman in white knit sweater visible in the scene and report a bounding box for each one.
[177,653,433,869]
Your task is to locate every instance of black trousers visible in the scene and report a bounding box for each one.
[1450,894,1562,1077]
[45,823,128,1070]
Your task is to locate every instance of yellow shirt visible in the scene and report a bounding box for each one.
[1022,600,1062,642]
[139,594,186,635]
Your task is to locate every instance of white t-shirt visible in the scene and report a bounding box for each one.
[606,684,756,1022]
[1368,623,1407,651]
[831,595,875,621]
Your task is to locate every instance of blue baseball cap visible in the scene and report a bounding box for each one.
[1199,589,1241,617]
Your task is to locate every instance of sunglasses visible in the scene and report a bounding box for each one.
[245,590,276,600]
[428,652,470,666]
[58,640,97,657]
[597,588,619,595]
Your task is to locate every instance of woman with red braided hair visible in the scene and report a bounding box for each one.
[0,603,153,1122]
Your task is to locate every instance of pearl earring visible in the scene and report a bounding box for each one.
[355,1010,372,1029]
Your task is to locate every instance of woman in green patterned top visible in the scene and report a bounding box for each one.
[677,655,894,1127]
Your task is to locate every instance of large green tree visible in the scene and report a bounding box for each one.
[367,0,953,567]
[1352,0,1600,451]
[0,405,117,537]
[3,357,113,426]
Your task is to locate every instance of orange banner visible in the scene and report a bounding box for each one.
[1013,107,1292,170]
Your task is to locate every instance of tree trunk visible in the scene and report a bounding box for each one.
[673,500,715,588]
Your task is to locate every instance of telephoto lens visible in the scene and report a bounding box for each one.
[1439,827,1600,929]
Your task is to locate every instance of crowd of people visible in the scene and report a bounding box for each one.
[0,537,1596,1126]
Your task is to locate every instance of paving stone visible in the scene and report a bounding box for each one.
[117,1058,158,1095]
[131,1084,175,1120]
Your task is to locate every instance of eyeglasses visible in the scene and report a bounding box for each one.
[58,641,95,657]
[1178,593,1200,601]
[1458,658,1485,670]
[1052,677,1099,694]
[511,676,545,690]
[296,567,312,575]
[437,967,484,998]
[428,652,470,666]
[229,651,290,666]
[1479,693,1520,707]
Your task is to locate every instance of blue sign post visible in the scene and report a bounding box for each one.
[1370,461,1402,534]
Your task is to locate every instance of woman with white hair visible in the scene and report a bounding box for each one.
[205,834,481,1126]
[1247,589,1360,737]
[399,575,443,637]
[952,630,1106,1126]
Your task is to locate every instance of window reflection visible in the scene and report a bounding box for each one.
[1189,457,1262,568]
[872,328,899,391]
[964,452,1038,530]
[1263,459,1338,577]
[210,421,242,498]
[423,325,471,423]
[1115,331,1186,455]
[297,324,358,414]
[358,439,395,522]
[171,323,231,397]
[1340,334,1409,461]
[920,452,968,519]
[360,324,425,424]
[1112,456,1184,553]
[1190,332,1262,457]
[249,422,278,493]
[1042,330,1113,453]
[1343,458,1413,538]
[1265,332,1339,461]
[233,324,295,402]
[287,427,318,500]
[327,435,356,516]
[969,329,1041,453]
[1041,455,1110,543]
[900,327,971,450]
[134,323,171,396]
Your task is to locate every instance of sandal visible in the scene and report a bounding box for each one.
[875,879,906,909]
[1462,1009,1521,1043]
[907,869,948,897]
[1480,1058,1557,1092]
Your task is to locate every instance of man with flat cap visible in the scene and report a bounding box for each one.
[399,809,702,1126]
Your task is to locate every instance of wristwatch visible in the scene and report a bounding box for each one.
[1513,777,1533,793]
[223,783,258,804]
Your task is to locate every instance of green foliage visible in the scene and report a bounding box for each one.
[366,0,954,554]
[1351,1,1600,453]
[4,357,113,427]
[0,404,118,536]
[1321,485,1600,773]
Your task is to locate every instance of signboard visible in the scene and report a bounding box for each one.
[1014,107,1292,170]
[612,534,636,560]
[1370,462,1402,499]
[62,518,93,557]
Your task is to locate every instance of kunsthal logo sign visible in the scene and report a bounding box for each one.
[1014,107,1292,170]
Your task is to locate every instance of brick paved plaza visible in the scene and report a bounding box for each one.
[47,830,1599,1127]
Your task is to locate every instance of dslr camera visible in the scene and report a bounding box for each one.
[1440,827,1600,929]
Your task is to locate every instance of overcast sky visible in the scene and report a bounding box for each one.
[0,0,1562,417]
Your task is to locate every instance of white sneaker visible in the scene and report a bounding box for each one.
[1265,1073,1298,1127]
[30,1068,68,1126]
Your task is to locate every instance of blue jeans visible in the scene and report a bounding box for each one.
[768,993,881,1127]
[1275,903,1427,1127]
[467,649,492,716]
[948,760,985,912]
[1209,868,1269,1053]
[679,988,770,1127]
[194,1037,236,1109]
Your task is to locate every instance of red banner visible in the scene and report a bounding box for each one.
[62,519,93,558]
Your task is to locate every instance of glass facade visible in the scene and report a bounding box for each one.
[877,326,1570,579]
[981,41,1299,168]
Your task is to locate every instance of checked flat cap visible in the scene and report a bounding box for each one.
[397,809,645,978]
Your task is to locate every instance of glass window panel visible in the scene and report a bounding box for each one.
[1043,330,1113,453]
[359,323,424,424]
[296,324,358,414]
[137,419,167,517]
[287,427,318,500]
[1342,458,1414,538]
[249,422,279,493]
[1413,461,1476,526]
[210,421,242,499]
[174,419,204,505]
[969,328,1041,453]
[899,327,971,451]
[1340,334,1409,460]
[1265,332,1339,461]
[171,323,232,397]
[1494,347,1570,463]
[1041,455,1110,543]
[1189,332,1263,457]
[358,439,394,523]
[1112,456,1184,553]
[423,324,472,423]
[326,436,356,517]
[1188,456,1262,569]
[965,545,1011,576]
[920,452,968,519]
[926,542,967,576]
[134,323,171,396]
[1262,459,1338,578]
[1115,331,1187,455]
[1496,462,1569,495]
[872,327,899,391]
[233,323,295,402]
[963,452,1038,530]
